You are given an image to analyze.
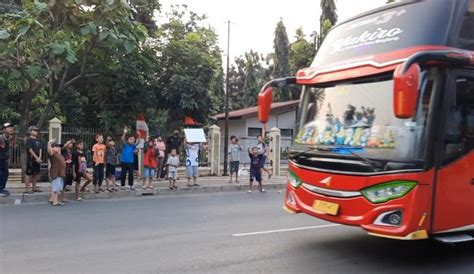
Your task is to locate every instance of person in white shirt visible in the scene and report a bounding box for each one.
[184,139,200,187]
[166,148,179,190]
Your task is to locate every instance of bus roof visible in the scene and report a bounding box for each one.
[297,0,473,84]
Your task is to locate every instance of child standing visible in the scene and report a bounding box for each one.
[257,135,272,179]
[228,136,242,184]
[166,148,179,189]
[47,139,66,206]
[248,147,265,193]
[105,137,118,192]
[120,128,138,190]
[92,134,106,193]
[61,139,75,198]
[143,139,158,189]
[73,140,92,198]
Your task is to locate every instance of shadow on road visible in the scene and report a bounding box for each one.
[296,233,474,272]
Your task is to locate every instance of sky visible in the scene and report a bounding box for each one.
[158,0,387,63]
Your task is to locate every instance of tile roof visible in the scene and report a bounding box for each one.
[214,100,299,120]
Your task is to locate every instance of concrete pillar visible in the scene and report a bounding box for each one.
[269,127,281,176]
[208,125,221,176]
[49,117,62,144]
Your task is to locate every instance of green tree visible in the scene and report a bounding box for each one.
[128,0,161,33]
[289,28,314,75]
[319,0,337,45]
[288,28,314,99]
[0,0,149,180]
[272,19,290,101]
[154,6,224,129]
[0,0,148,133]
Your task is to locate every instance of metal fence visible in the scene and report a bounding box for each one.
[8,127,105,169]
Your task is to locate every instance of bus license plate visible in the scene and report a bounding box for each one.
[313,200,339,215]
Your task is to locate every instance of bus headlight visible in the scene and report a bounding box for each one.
[361,181,416,204]
[288,171,302,189]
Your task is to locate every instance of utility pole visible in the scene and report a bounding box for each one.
[223,20,231,176]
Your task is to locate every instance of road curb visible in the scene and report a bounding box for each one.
[0,183,286,205]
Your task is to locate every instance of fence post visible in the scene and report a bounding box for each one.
[269,127,281,176]
[49,117,62,144]
[208,125,221,176]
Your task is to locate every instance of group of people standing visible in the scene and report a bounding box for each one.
[42,127,207,206]
[0,122,275,201]
[228,135,272,193]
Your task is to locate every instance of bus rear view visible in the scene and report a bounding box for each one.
[258,0,474,242]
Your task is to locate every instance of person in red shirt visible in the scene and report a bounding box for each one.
[142,139,158,190]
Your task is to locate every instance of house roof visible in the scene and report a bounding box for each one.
[214,100,299,120]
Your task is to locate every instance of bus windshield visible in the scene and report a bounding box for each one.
[295,71,435,162]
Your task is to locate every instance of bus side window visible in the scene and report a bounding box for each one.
[442,77,474,164]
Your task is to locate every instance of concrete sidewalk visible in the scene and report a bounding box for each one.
[0,175,288,205]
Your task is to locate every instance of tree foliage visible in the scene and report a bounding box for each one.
[319,0,337,45]
[289,28,314,75]
[272,19,291,101]
[154,6,224,128]
[0,0,149,135]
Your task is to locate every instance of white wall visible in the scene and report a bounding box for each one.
[215,109,297,165]
[244,109,297,135]
[216,119,246,138]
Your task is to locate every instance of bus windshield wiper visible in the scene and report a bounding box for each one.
[290,146,332,158]
[329,146,383,170]
[291,145,383,171]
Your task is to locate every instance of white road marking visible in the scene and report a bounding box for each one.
[232,224,341,237]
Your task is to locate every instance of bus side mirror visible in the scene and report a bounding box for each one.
[393,63,420,119]
[258,87,273,123]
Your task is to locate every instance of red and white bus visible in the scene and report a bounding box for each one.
[258,0,474,242]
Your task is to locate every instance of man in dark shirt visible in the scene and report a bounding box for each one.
[166,130,182,154]
[25,126,43,194]
[0,122,14,197]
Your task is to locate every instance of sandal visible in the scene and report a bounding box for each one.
[52,202,64,206]
[76,197,83,201]
[94,189,100,194]
[33,188,42,192]
[186,184,193,187]
[193,183,200,187]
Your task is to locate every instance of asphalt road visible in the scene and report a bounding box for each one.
[1,192,473,273]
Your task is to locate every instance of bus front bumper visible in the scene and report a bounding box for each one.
[283,183,431,240]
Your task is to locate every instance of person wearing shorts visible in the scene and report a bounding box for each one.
[61,139,75,194]
[166,149,179,189]
[248,147,264,193]
[73,141,92,198]
[228,136,242,184]
[184,141,200,187]
[105,137,118,192]
[25,126,43,194]
[256,135,272,179]
[47,140,66,206]
[142,139,158,190]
